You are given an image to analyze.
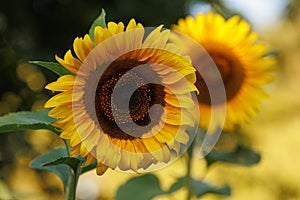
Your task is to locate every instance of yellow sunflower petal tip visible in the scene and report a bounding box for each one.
[96,162,109,176]
[126,18,143,30]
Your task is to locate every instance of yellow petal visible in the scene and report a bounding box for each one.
[142,137,161,152]
[94,26,112,45]
[143,25,166,48]
[126,19,143,30]
[84,153,95,167]
[71,144,81,156]
[45,75,75,92]
[79,143,89,157]
[48,103,72,118]
[44,90,73,108]
[170,140,181,154]
[96,162,108,176]
[142,137,166,162]
[154,129,175,145]
[164,105,194,126]
[129,141,143,172]
[165,93,195,109]
[96,135,121,169]
[73,35,94,62]
[174,129,189,144]
[69,133,82,147]
[55,51,81,74]
[118,141,132,171]
[166,78,198,94]
[108,22,125,35]
[60,125,76,139]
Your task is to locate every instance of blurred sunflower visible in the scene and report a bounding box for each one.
[45,19,198,175]
[172,12,275,131]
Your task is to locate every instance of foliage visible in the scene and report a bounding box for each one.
[30,148,83,200]
[30,61,73,76]
[89,9,107,43]
[0,110,57,134]
[205,145,261,167]
[116,174,231,199]
[115,143,260,200]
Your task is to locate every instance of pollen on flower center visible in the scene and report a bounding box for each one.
[195,52,245,105]
[94,58,165,140]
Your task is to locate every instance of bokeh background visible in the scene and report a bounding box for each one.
[0,0,299,199]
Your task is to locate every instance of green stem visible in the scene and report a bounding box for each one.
[64,168,77,200]
[62,139,79,200]
[63,139,71,156]
[186,141,195,200]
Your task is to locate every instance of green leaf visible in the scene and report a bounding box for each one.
[205,145,261,167]
[116,174,165,200]
[30,148,70,188]
[167,178,185,193]
[43,157,83,173]
[0,110,58,134]
[191,179,231,197]
[89,9,106,43]
[30,148,84,196]
[30,61,73,76]
[168,177,230,198]
[43,156,83,200]
[116,174,230,199]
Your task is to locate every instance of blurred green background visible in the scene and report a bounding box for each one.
[0,0,299,199]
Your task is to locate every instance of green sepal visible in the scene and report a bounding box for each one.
[89,9,106,43]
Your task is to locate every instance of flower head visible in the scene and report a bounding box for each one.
[172,13,275,131]
[45,19,198,174]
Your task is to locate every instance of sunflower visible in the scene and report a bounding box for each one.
[45,19,199,175]
[172,12,275,132]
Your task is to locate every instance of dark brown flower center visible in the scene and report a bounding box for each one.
[195,52,245,105]
[95,59,165,140]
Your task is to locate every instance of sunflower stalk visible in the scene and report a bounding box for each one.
[64,156,83,200]
[63,140,77,199]
[64,167,77,200]
[62,138,77,199]
[63,139,71,157]
[62,138,81,200]
[186,141,195,200]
